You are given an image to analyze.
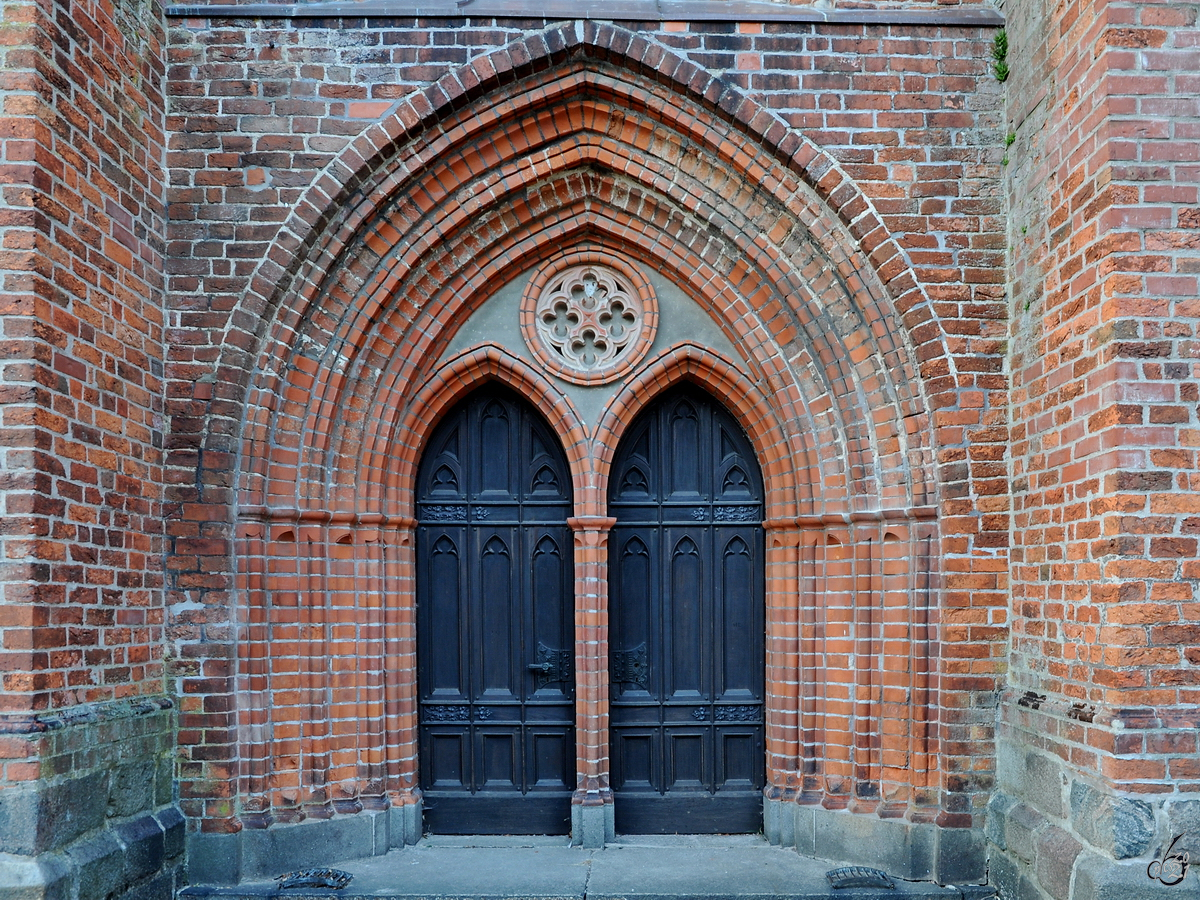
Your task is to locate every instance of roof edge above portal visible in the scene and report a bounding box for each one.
[165,0,1004,26]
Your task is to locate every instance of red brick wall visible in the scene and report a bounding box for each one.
[1006,0,1200,794]
[0,0,167,725]
[0,0,1194,889]
[163,17,1009,835]
[995,0,1200,888]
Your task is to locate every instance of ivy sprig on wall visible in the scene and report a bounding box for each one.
[993,30,1009,82]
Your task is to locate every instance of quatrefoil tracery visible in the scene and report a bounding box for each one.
[540,268,638,369]
[521,257,658,385]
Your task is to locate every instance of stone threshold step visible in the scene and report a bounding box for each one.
[180,835,997,900]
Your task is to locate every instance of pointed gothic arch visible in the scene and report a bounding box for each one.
[201,20,963,850]
[218,23,945,521]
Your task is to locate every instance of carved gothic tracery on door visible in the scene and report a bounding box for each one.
[608,385,766,833]
[415,385,574,834]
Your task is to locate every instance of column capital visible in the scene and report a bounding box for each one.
[763,508,937,532]
[568,515,618,532]
[763,516,818,532]
[378,516,417,532]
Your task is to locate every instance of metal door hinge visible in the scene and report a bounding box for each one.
[612,642,650,688]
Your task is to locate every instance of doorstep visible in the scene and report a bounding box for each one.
[180,833,997,900]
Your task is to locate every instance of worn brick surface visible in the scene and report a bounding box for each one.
[1005,0,1200,793]
[158,17,1008,832]
[0,0,1195,892]
[995,0,1200,893]
[0,0,167,720]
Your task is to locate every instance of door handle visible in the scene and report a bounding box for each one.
[528,643,571,688]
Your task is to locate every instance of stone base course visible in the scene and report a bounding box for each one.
[765,799,987,886]
[988,727,1200,900]
[0,809,185,900]
[186,805,421,886]
[0,702,182,900]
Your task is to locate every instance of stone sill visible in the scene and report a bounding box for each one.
[165,0,1005,26]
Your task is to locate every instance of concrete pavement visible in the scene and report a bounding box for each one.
[180,834,997,900]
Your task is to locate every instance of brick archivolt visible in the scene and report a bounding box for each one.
[223,40,946,519]
[234,344,940,822]
[197,25,984,830]
[240,112,933,516]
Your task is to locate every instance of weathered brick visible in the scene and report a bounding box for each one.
[0,4,1195,898]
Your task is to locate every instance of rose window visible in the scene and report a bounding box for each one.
[520,256,658,385]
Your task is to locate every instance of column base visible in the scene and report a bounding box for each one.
[186,800,423,886]
[571,800,614,849]
[764,797,986,886]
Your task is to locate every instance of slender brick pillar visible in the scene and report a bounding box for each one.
[764,519,802,845]
[379,517,423,845]
[568,516,618,847]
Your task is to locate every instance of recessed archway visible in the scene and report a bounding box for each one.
[209,22,952,855]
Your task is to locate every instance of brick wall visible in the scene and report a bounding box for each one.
[0,0,1195,892]
[0,0,168,716]
[0,0,176,896]
[162,14,1008,858]
[1,0,1195,892]
[996,0,1200,892]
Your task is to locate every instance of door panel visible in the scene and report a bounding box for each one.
[479,731,518,788]
[426,731,467,788]
[609,386,765,834]
[718,730,759,786]
[417,386,574,834]
[528,730,572,787]
[719,535,758,698]
[668,534,703,700]
[427,534,465,696]
[613,730,658,791]
[666,731,707,789]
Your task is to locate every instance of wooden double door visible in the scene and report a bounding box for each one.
[416,385,764,835]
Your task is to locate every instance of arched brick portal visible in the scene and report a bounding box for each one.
[188,21,991,875]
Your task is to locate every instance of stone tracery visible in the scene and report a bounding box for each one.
[521,256,658,385]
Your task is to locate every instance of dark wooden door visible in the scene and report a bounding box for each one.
[416,386,574,834]
[608,386,765,833]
